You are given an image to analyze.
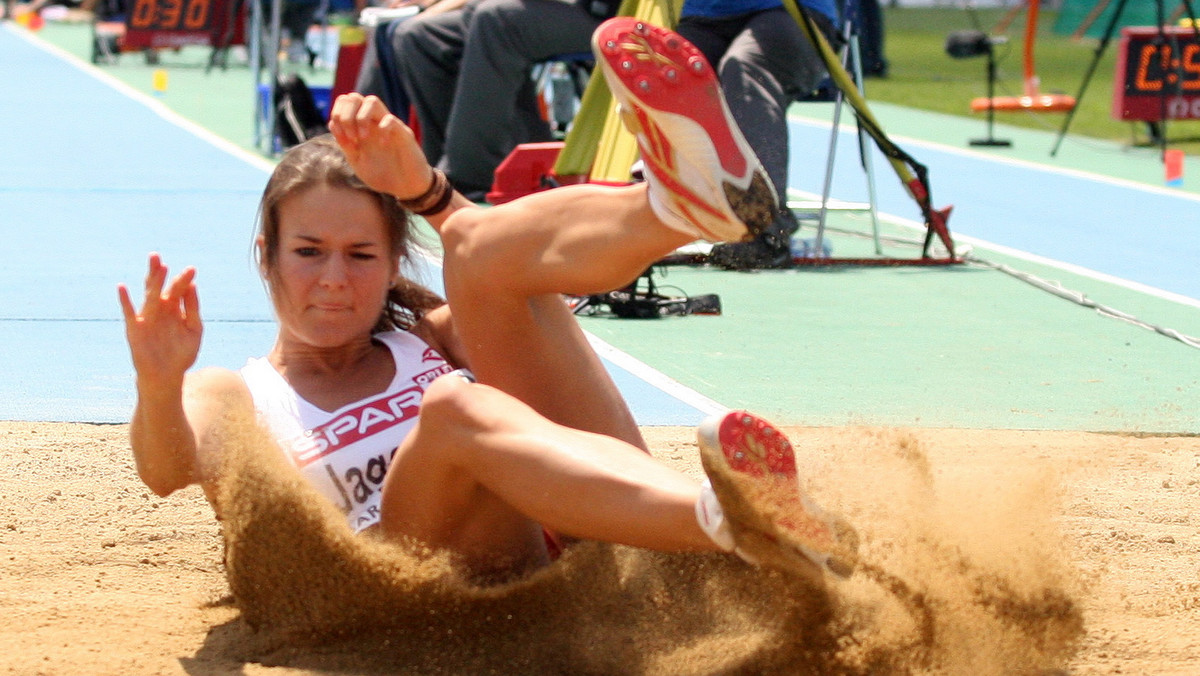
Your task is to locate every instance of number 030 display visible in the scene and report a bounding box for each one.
[121,0,242,50]
[128,0,213,31]
[1114,26,1200,121]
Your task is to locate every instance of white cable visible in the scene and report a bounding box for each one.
[965,255,1200,350]
[814,223,1200,350]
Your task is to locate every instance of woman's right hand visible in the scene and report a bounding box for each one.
[117,252,203,390]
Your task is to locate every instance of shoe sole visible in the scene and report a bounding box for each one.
[697,410,856,578]
[592,18,777,243]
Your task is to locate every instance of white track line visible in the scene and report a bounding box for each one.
[6,22,276,174]
[10,22,725,417]
[788,113,1200,310]
[789,112,1200,204]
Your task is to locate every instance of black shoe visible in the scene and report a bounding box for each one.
[707,238,792,270]
[707,209,797,270]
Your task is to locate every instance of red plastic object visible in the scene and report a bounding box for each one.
[1165,149,1185,186]
[486,142,566,204]
[331,40,365,102]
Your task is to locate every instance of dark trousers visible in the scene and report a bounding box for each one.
[355,18,414,122]
[676,8,834,210]
[856,0,887,77]
[394,0,603,196]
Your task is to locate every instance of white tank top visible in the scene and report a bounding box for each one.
[239,330,454,532]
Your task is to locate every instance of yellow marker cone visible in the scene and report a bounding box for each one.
[152,69,168,97]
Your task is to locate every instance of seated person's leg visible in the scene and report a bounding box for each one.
[705,9,823,269]
[281,0,321,62]
[353,26,385,95]
[720,8,826,195]
[394,8,469,165]
[438,0,604,199]
[354,19,414,119]
[674,14,734,68]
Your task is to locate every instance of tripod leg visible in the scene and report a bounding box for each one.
[1133,121,1165,147]
[1148,0,1198,157]
[1156,0,1170,158]
[1051,0,1130,156]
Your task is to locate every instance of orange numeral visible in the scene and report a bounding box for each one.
[157,0,182,28]
[1183,43,1200,91]
[183,0,211,29]
[129,0,156,28]
[1136,44,1162,92]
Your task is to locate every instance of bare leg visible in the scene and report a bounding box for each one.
[430,16,782,443]
[340,21,842,583]
[374,171,710,576]
[379,375,714,575]
[439,182,693,447]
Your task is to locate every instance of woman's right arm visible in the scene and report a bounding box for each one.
[118,253,209,496]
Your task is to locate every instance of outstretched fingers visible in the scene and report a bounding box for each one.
[118,253,204,385]
[118,252,163,323]
[117,276,139,323]
[123,254,197,321]
[141,251,169,311]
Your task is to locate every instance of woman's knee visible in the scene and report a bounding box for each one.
[415,373,504,446]
[388,375,478,479]
[420,371,477,425]
[439,207,509,288]
[418,375,535,450]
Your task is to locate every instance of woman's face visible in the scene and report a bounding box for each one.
[268,183,397,348]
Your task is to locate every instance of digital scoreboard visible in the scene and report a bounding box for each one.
[122,0,242,50]
[1113,26,1200,121]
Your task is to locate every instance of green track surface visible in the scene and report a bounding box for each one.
[28,20,1199,433]
[580,244,1200,432]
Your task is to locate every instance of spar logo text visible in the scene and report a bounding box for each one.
[288,386,423,467]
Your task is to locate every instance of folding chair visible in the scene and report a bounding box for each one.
[790,0,882,255]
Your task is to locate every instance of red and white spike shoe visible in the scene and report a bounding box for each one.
[592,18,778,243]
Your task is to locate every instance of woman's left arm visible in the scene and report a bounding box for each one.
[327,93,475,231]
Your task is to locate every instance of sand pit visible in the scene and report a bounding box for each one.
[3,421,1198,674]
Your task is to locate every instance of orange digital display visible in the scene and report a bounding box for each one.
[123,0,241,50]
[1114,26,1200,121]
